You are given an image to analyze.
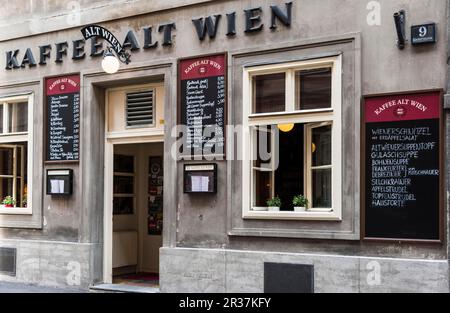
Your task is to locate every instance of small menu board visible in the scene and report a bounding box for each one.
[45,75,80,162]
[364,91,442,241]
[179,54,226,157]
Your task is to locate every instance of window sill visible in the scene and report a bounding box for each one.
[243,209,341,221]
[0,206,32,215]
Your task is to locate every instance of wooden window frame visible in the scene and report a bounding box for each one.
[0,95,33,215]
[242,56,342,221]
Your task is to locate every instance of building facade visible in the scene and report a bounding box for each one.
[0,0,449,292]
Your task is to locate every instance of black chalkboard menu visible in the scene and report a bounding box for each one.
[179,54,226,157]
[363,91,442,241]
[45,75,80,162]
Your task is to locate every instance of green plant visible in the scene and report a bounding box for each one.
[293,195,309,207]
[266,196,282,207]
[2,196,16,206]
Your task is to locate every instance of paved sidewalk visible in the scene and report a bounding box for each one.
[0,282,86,293]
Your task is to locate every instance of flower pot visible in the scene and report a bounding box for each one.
[4,204,13,208]
[268,206,280,212]
[294,206,306,212]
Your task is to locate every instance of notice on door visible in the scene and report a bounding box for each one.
[179,54,226,157]
[364,91,441,241]
[45,75,80,162]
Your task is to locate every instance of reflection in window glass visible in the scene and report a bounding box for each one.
[253,127,272,170]
[312,125,332,167]
[254,170,272,207]
[253,73,285,114]
[0,143,28,208]
[0,104,3,133]
[311,124,332,208]
[113,197,134,215]
[253,126,274,207]
[312,168,332,208]
[0,177,13,199]
[113,176,134,194]
[113,154,134,173]
[0,147,13,176]
[296,68,332,110]
[8,102,28,133]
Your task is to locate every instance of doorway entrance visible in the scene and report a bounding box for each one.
[102,82,165,290]
[111,142,164,288]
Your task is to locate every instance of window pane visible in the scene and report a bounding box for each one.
[19,143,27,208]
[114,154,134,173]
[8,102,28,133]
[0,104,3,133]
[312,168,332,208]
[312,125,332,167]
[254,170,272,207]
[0,142,27,208]
[253,73,285,114]
[253,127,272,169]
[0,147,14,175]
[274,124,304,210]
[0,177,14,202]
[296,68,332,110]
[113,176,134,194]
[113,197,134,215]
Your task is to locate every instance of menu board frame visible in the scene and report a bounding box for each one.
[361,90,444,243]
[177,52,228,159]
[44,73,81,164]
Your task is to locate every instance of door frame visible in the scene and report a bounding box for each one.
[103,84,164,283]
[103,136,164,283]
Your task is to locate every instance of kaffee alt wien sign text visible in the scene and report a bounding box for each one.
[4,2,292,70]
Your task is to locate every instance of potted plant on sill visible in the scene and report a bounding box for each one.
[293,195,309,212]
[266,196,282,212]
[2,196,16,208]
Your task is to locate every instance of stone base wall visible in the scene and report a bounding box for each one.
[160,247,450,293]
[1,243,448,292]
[0,239,102,289]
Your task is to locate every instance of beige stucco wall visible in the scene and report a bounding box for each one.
[0,0,216,41]
[0,0,447,96]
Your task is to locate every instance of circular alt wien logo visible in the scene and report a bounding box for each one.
[394,106,407,118]
[60,83,66,91]
[198,66,208,75]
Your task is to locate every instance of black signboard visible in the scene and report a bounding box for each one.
[183,164,218,194]
[179,54,226,157]
[411,23,437,45]
[363,91,442,241]
[45,75,80,162]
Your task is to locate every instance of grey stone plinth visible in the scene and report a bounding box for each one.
[160,247,450,293]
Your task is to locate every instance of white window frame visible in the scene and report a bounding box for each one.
[305,121,333,212]
[251,126,276,211]
[242,56,342,221]
[0,94,33,215]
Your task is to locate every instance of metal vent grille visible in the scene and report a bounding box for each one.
[0,247,16,276]
[126,90,154,127]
